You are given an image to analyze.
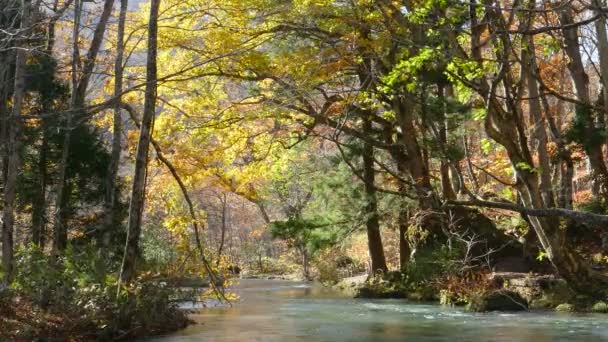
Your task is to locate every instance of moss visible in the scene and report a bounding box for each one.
[591,301,608,313]
[353,272,437,300]
[528,280,574,309]
[355,281,407,299]
[555,303,575,312]
[465,290,528,312]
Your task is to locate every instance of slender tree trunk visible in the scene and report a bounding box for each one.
[438,84,456,200]
[53,0,115,253]
[462,130,479,192]
[255,200,271,224]
[0,1,19,185]
[594,0,608,148]
[523,35,555,207]
[32,4,60,248]
[216,193,227,267]
[298,244,309,280]
[3,0,31,282]
[362,117,388,274]
[395,99,438,210]
[119,0,160,284]
[542,95,574,208]
[31,122,47,247]
[53,0,81,254]
[398,201,410,273]
[560,6,608,197]
[103,0,128,247]
[0,59,13,187]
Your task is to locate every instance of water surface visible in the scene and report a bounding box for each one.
[151,279,608,341]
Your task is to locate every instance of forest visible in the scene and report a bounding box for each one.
[4,0,608,339]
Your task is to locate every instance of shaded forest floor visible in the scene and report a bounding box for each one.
[1,297,99,341]
[0,293,190,341]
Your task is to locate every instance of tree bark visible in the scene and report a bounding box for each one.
[398,201,410,273]
[395,98,438,210]
[53,0,81,254]
[594,0,608,147]
[559,5,608,197]
[471,5,608,296]
[53,0,115,253]
[3,0,31,282]
[31,119,48,247]
[362,117,388,274]
[32,1,61,248]
[119,0,160,284]
[216,193,227,267]
[438,84,457,200]
[523,29,555,207]
[103,0,128,247]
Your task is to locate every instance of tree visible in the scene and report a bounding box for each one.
[119,0,161,284]
[2,0,31,281]
[104,0,129,247]
[53,0,115,254]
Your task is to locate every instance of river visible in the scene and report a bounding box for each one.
[149,279,608,341]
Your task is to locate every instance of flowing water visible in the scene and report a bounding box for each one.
[150,279,608,341]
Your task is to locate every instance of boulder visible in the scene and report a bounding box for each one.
[466,290,528,312]
[591,301,608,313]
[555,303,575,312]
[489,272,574,309]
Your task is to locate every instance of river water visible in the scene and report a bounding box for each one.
[150,279,608,341]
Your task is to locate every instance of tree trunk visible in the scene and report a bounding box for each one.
[54,0,115,254]
[31,121,47,247]
[559,5,608,197]
[300,245,310,280]
[438,84,457,200]
[523,34,555,207]
[53,0,81,254]
[216,193,227,267]
[0,1,19,186]
[32,9,60,248]
[362,117,388,274]
[119,0,160,284]
[103,0,128,247]
[2,0,31,282]
[594,0,608,148]
[395,99,438,210]
[473,6,608,296]
[398,202,410,273]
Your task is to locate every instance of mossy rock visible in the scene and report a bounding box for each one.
[528,279,574,309]
[333,281,359,296]
[555,303,575,312]
[466,290,528,312]
[591,301,608,313]
[355,282,406,299]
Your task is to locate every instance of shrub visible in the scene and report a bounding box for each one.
[555,303,575,312]
[315,250,341,284]
[9,244,191,339]
[592,301,608,313]
[12,244,73,308]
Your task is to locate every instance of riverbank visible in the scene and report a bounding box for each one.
[334,271,608,313]
[0,284,190,341]
[239,272,305,281]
